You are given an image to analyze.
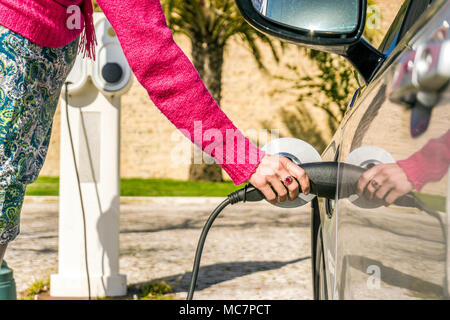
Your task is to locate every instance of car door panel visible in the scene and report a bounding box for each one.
[317,139,341,299]
[334,1,450,299]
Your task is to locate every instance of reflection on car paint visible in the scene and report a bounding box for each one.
[336,71,449,298]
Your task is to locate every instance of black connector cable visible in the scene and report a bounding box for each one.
[185,161,444,300]
[187,162,344,299]
[186,185,265,300]
[64,82,92,300]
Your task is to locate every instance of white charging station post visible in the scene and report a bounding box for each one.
[50,13,132,298]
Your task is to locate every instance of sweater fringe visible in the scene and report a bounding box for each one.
[79,0,97,59]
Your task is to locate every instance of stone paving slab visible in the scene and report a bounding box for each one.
[5,197,312,300]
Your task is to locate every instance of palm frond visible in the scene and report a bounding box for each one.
[162,0,281,69]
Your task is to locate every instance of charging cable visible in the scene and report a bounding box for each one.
[187,185,265,300]
[186,161,342,300]
[64,82,92,300]
[186,162,363,300]
[186,161,445,300]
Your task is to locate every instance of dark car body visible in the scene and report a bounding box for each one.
[312,0,450,299]
[237,0,450,299]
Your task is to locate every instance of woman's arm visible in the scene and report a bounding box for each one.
[397,129,450,191]
[357,129,450,205]
[96,0,263,185]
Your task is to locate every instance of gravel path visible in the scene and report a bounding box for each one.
[4,197,312,300]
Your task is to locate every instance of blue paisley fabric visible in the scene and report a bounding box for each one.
[0,25,78,244]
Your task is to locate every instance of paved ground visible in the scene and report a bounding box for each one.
[4,197,312,300]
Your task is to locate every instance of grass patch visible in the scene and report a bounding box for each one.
[140,281,173,300]
[128,281,177,300]
[20,277,177,300]
[121,178,242,197]
[20,277,50,300]
[414,192,446,213]
[25,177,59,196]
[25,176,243,197]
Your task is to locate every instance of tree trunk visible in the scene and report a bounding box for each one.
[204,43,224,103]
[188,41,225,182]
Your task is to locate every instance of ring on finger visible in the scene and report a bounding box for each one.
[282,176,294,187]
[370,179,381,190]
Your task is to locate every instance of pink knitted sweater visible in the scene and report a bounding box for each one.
[0,0,264,185]
[397,130,450,191]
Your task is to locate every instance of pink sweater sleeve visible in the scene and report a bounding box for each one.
[96,0,264,185]
[397,129,450,191]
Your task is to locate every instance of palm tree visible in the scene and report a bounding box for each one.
[162,0,280,182]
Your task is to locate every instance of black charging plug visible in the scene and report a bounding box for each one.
[227,184,265,204]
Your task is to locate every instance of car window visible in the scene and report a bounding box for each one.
[378,0,411,54]
[398,0,435,40]
[364,0,408,49]
[378,0,435,55]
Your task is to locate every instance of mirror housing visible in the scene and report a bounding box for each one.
[240,0,366,47]
[236,0,385,83]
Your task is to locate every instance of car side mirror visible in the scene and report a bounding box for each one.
[235,0,385,83]
[241,0,365,45]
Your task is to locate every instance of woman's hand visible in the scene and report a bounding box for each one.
[357,163,413,205]
[249,154,310,204]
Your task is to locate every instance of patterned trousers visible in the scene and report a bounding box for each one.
[0,25,79,244]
